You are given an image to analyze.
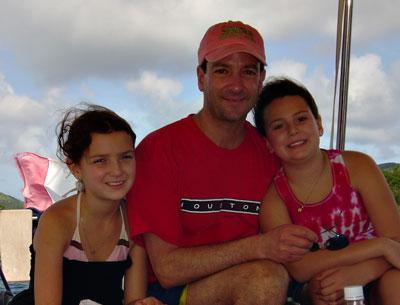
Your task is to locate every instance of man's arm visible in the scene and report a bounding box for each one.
[144,224,317,288]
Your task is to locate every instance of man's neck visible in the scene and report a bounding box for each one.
[193,111,247,149]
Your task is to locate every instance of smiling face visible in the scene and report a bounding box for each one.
[264,95,323,164]
[69,131,135,202]
[197,52,265,124]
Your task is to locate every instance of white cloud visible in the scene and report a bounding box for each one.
[352,0,400,44]
[0,94,46,124]
[2,0,398,84]
[345,54,400,152]
[268,60,308,80]
[125,71,200,131]
[0,75,69,163]
[347,55,391,123]
[0,74,14,97]
[126,71,183,100]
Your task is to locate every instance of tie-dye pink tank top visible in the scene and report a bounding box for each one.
[274,149,376,246]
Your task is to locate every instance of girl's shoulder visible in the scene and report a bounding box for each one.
[340,150,380,186]
[42,195,75,218]
[36,196,77,239]
[340,150,377,170]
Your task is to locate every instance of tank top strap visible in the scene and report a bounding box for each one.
[118,201,129,242]
[71,193,82,242]
[325,149,352,188]
[273,167,298,206]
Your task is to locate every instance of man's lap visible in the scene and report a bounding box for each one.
[184,260,288,305]
[147,282,187,305]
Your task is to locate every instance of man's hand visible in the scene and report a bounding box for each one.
[259,224,318,263]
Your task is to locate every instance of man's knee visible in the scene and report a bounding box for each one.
[233,260,289,304]
[186,260,289,305]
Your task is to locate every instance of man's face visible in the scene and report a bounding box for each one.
[197,52,265,124]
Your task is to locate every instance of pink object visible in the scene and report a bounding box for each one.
[14,152,76,211]
[197,20,266,65]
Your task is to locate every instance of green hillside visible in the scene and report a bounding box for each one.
[380,164,400,206]
[379,162,400,170]
[0,192,24,209]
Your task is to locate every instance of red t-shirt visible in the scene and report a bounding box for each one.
[127,115,279,248]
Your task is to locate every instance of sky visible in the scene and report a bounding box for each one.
[1,0,399,200]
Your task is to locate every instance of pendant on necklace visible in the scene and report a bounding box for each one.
[297,205,304,213]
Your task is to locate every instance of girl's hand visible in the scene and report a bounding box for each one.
[313,264,374,304]
[382,237,400,269]
[307,277,336,305]
[318,266,356,296]
[132,297,166,305]
[316,264,369,297]
[316,288,344,305]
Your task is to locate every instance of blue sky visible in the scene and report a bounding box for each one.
[1,0,400,200]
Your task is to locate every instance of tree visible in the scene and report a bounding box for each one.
[382,165,400,206]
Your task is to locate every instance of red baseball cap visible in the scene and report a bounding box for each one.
[198,20,266,66]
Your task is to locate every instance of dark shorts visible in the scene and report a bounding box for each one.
[147,282,186,305]
[286,280,304,304]
[7,289,34,305]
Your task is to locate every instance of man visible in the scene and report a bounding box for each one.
[127,21,317,305]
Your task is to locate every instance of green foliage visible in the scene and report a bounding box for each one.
[0,192,24,209]
[382,165,400,206]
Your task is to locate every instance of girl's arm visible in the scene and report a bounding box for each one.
[33,205,72,305]
[317,257,392,298]
[124,244,148,303]
[343,150,400,240]
[260,185,400,283]
[124,244,165,305]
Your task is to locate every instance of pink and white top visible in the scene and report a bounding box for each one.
[274,149,376,246]
[64,193,130,262]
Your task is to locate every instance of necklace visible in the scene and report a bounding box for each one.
[80,217,117,257]
[80,219,104,256]
[296,153,327,213]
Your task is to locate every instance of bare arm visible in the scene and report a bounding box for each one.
[124,244,148,304]
[288,237,400,282]
[260,182,400,283]
[344,151,400,240]
[33,204,73,305]
[317,257,392,295]
[313,257,393,303]
[144,223,316,288]
[125,245,165,305]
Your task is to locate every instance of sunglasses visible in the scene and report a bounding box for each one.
[310,228,349,252]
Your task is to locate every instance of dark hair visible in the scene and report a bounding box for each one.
[199,59,266,73]
[57,104,136,164]
[200,60,208,73]
[254,77,319,137]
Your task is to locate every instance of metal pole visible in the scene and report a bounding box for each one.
[336,0,353,150]
[0,264,12,293]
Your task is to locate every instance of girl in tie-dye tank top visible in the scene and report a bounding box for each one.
[254,78,400,305]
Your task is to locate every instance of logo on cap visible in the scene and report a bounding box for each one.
[220,25,255,42]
